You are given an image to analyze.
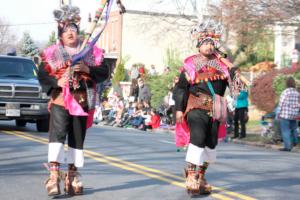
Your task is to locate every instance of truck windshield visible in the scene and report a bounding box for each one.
[0,57,37,79]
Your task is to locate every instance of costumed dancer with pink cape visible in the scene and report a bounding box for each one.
[174,18,240,196]
[37,1,125,196]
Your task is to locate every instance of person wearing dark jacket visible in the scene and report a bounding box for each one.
[168,76,179,125]
[130,78,139,102]
[37,5,109,196]
[175,19,236,196]
[137,78,151,103]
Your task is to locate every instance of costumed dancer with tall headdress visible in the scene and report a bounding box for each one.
[37,5,109,196]
[175,18,241,196]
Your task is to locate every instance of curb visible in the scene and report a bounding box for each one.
[229,138,300,152]
[151,128,174,134]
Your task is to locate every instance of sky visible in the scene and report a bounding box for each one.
[0,0,101,43]
[0,0,211,43]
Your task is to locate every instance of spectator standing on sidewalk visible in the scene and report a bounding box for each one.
[138,78,151,103]
[149,64,157,76]
[167,76,179,125]
[139,64,146,79]
[130,64,139,81]
[291,49,299,69]
[163,66,170,74]
[232,68,249,139]
[233,90,248,138]
[129,79,139,102]
[277,77,300,151]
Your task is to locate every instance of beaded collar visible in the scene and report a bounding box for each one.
[192,55,224,73]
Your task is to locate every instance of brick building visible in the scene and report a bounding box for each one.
[96,10,197,73]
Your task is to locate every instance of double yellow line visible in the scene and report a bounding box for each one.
[2,130,256,200]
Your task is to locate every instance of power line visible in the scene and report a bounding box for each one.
[0,22,56,27]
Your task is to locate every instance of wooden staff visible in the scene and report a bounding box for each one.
[80,0,108,51]
[216,53,251,86]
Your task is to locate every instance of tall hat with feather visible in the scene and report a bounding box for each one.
[53,5,81,37]
[191,17,223,48]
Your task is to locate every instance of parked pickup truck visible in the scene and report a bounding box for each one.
[0,55,49,132]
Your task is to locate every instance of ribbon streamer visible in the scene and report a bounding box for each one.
[72,0,114,66]
[63,0,118,118]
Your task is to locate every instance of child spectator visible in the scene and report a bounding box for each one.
[145,108,161,130]
[139,64,145,78]
[129,102,145,128]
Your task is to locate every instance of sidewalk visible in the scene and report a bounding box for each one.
[95,121,300,152]
[155,123,300,153]
[228,135,300,153]
[226,124,300,152]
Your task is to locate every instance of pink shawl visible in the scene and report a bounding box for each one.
[43,44,104,128]
[175,54,230,146]
[183,54,230,83]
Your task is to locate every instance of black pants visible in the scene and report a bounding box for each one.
[187,109,219,149]
[234,108,247,137]
[49,104,87,149]
[167,105,176,125]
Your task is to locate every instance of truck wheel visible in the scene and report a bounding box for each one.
[16,120,27,127]
[36,118,49,132]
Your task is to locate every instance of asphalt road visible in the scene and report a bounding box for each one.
[0,121,300,200]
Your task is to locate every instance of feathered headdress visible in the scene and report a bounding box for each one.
[191,18,223,48]
[53,5,81,36]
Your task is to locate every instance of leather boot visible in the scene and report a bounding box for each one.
[65,165,83,195]
[198,173,212,194]
[184,168,200,195]
[44,163,61,196]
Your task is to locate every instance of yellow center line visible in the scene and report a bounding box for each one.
[3,130,48,144]
[85,149,183,181]
[84,151,235,200]
[1,130,257,200]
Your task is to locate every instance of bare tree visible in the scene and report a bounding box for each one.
[138,0,300,40]
[210,0,300,63]
[0,18,17,54]
[124,0,299,65]
[217,0,300,31]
